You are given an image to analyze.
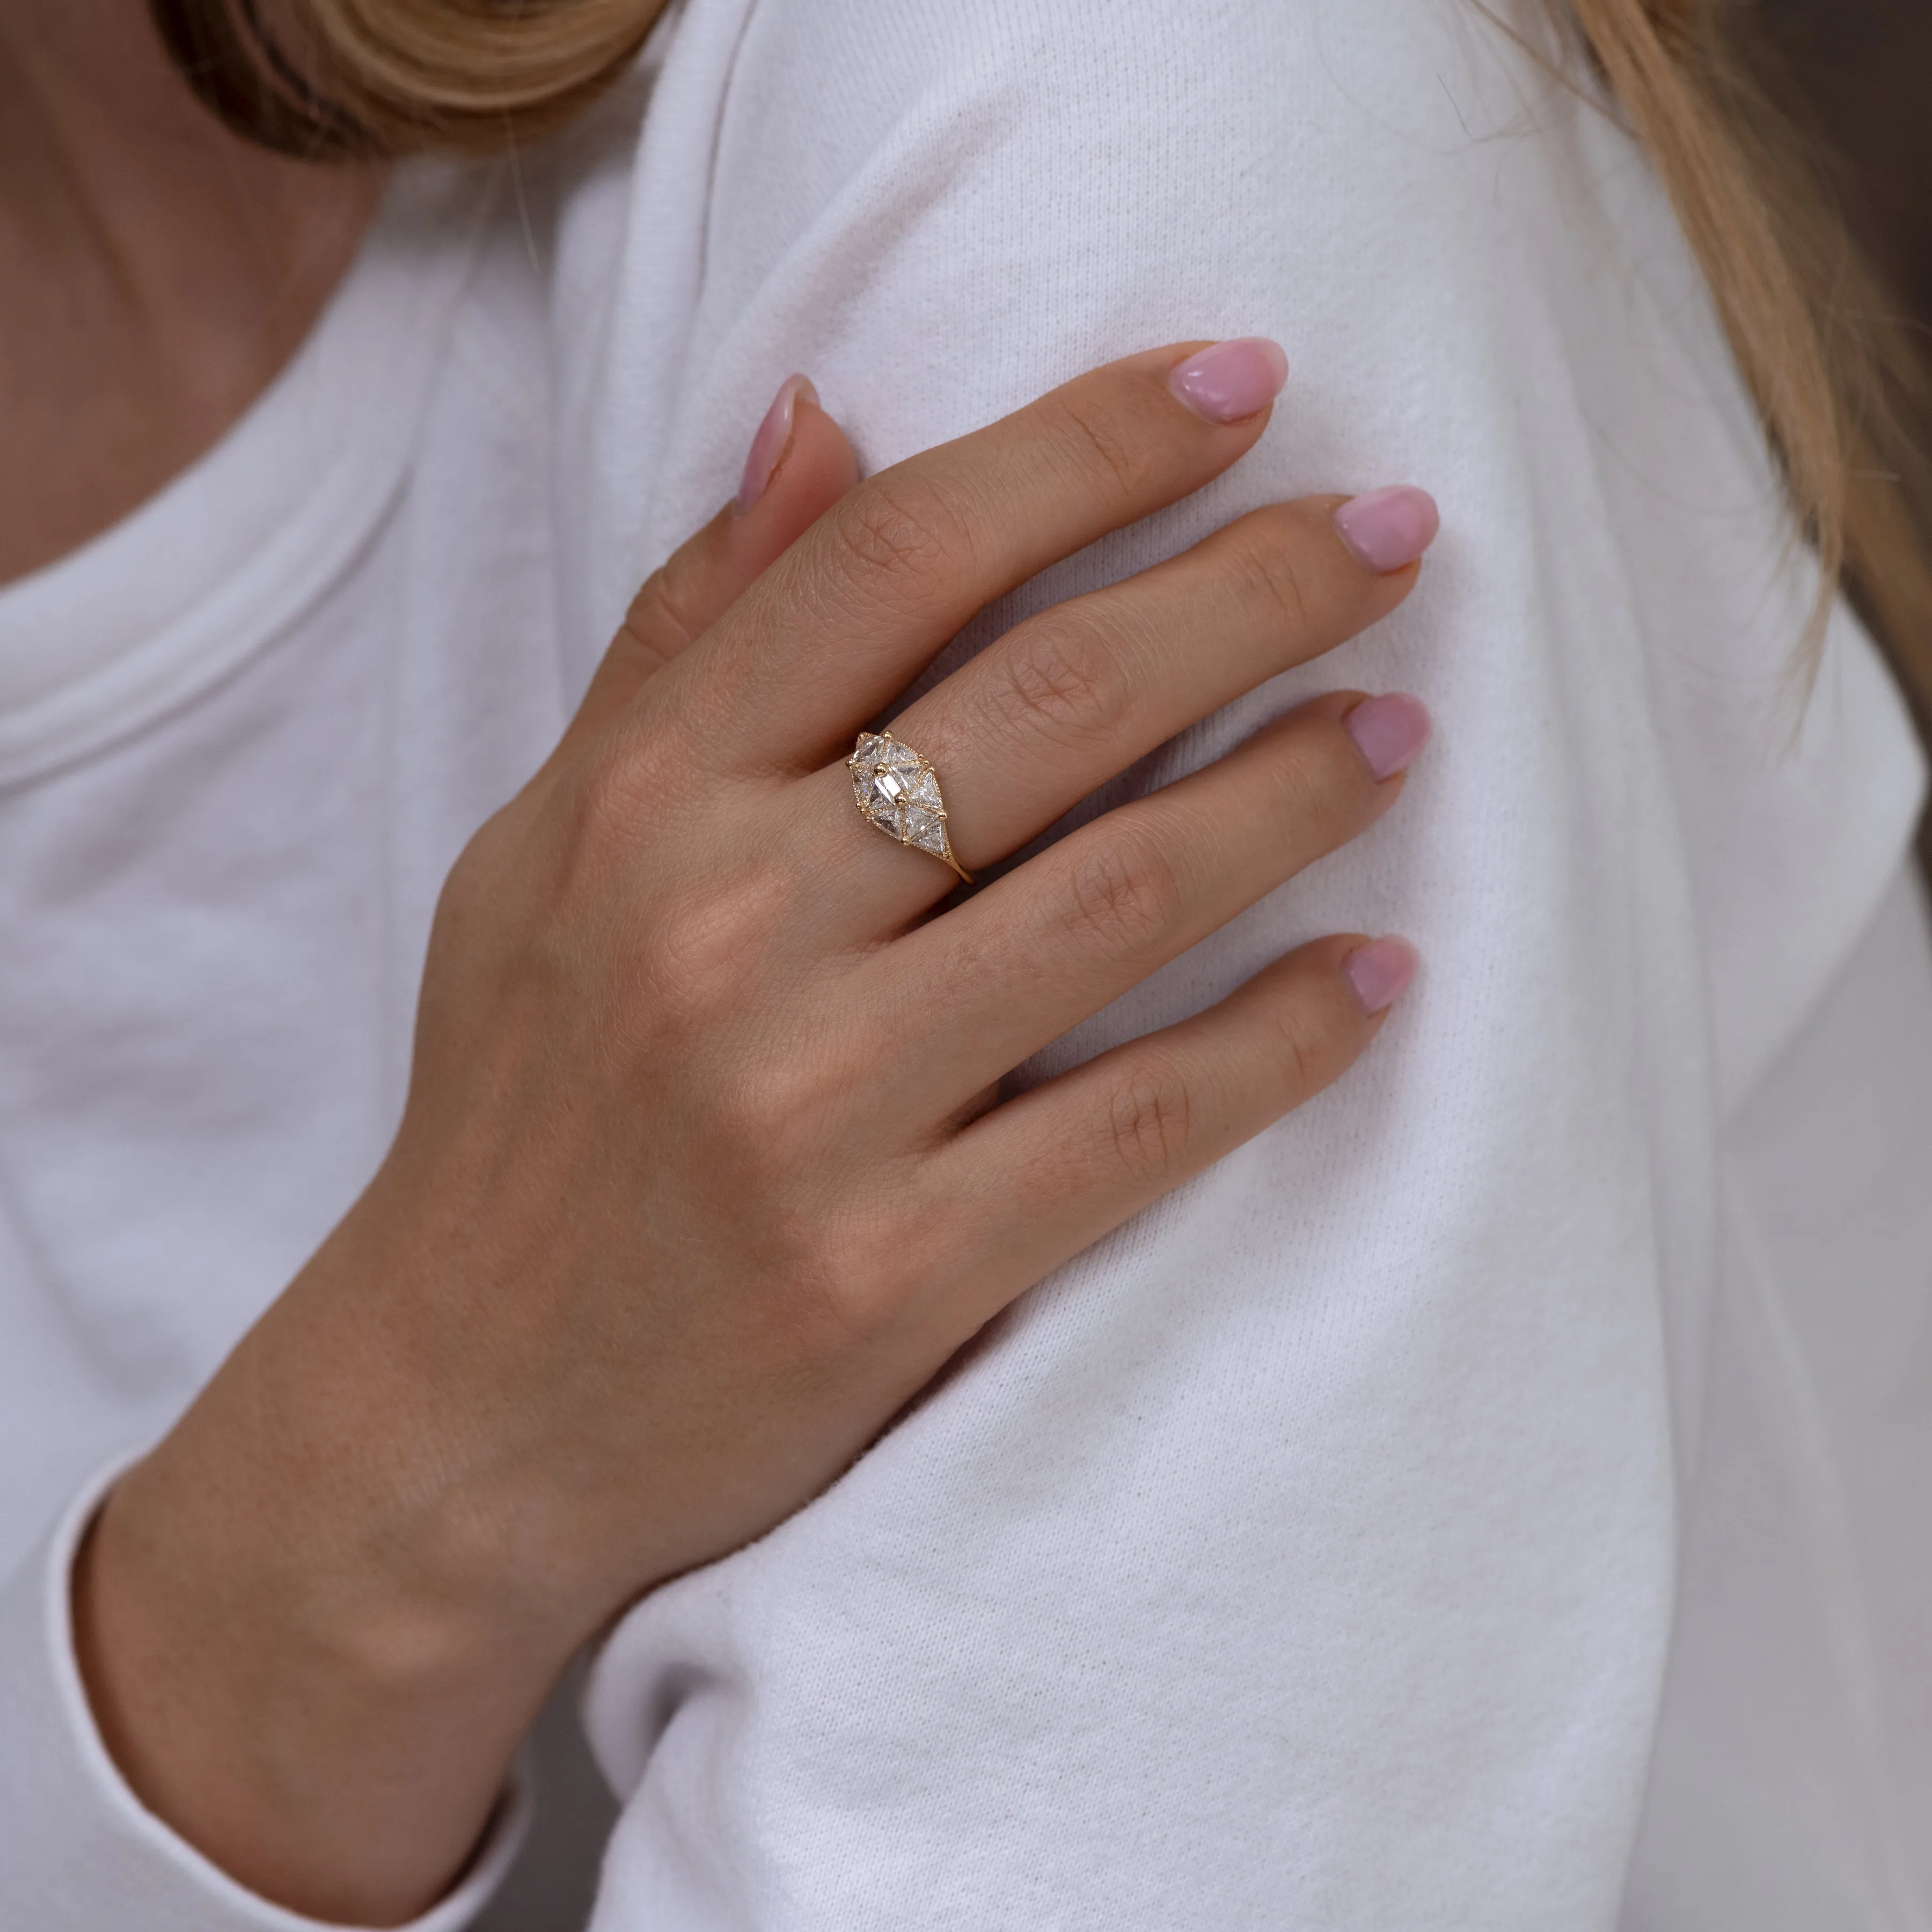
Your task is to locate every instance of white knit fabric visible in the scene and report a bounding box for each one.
[2,0,1930,1927]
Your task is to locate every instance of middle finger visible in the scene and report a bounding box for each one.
[876,687,1429,1112]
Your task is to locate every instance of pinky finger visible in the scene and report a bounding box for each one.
[931,934,1418,1312]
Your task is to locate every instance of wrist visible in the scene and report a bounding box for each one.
[71,1239,572,1925]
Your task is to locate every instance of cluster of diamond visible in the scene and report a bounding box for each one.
[847,731,952,860]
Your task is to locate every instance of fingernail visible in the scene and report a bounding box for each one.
[1167,338,1290,423]
[1344,693,1431,780]
[1343,936,1420,1015]
[737,373,817,511]
[1333,487,1440,573]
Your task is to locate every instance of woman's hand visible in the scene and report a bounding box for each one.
[77,343,1435,1924]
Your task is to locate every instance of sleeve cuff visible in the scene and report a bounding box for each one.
[0,1453,531,1932]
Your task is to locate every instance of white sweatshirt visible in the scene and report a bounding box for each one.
[3,1,1930,1928]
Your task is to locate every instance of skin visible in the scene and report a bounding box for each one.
[11,3,1431,1924]
[0,0,383,584]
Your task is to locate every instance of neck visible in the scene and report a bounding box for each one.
[0,0,386,584]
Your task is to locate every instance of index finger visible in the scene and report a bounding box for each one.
[643,339,1291,771]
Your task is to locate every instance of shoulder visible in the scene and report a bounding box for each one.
[707,0,1579,189]
[672,0,1613,356]
[723,0,1507,98]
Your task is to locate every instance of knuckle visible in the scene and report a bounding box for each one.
[1036,392,1158,502]
[604,617,676,693]
[431,809,525,952]
[811,1213,929,1343]
[513,749,655,927]
[714,1051,832,1155]
[1102,1062,1194,1181]
[570,737,665,849]
[988,608,1131,749]
[622,555,711,665]
[1264,727,1370,845]
[1058,832,1188,962]
[1264,980,1349,1096]
[634,872,787,1023]
[1270,1003,1324,1094]
[826,472,973,607]
[543,749,686,928]
[1223,522,1316,633]
[739,1175,945,1355]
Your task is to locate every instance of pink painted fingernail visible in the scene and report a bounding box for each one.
[1166,338,1290,423]
[1333,487,1440,572]
[1344,693,1431,780]
[737,373,817,511]
[1343,936,1420,1015]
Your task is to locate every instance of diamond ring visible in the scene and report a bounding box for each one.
[847,731,974,885]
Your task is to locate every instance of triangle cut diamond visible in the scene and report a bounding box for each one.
[846,730,969,881]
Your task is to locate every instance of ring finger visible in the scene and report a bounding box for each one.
[825,485,1437,923]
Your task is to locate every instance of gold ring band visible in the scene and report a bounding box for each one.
[847,731,974,885]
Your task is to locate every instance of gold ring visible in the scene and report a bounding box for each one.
[847,731,974,885]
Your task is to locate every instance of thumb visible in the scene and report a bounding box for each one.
[560,375,860,755]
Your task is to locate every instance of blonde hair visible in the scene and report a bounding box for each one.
[155,0,1932,744]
